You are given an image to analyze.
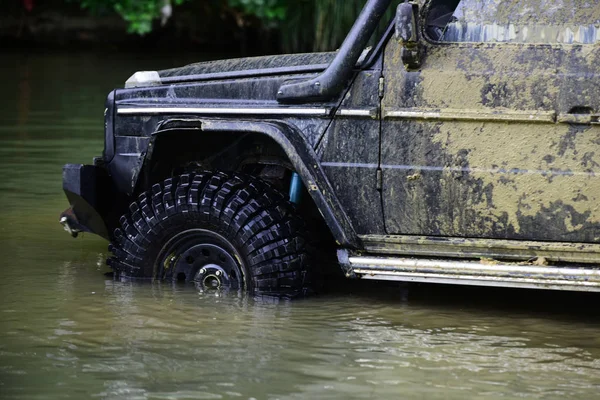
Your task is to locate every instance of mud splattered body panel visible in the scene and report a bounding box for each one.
[318,68,386,234]
[381,24,600,242]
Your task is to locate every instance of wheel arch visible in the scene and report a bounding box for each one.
[141,118,360,249]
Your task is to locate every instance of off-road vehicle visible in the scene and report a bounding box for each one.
[61,0,600,295]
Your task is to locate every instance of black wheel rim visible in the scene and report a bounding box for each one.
[156,229,246,290]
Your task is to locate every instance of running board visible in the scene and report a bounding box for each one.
[338,251,600,292]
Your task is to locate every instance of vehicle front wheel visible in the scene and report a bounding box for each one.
[107,171,313,297]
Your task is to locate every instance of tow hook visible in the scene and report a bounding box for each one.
[60,216,80,238]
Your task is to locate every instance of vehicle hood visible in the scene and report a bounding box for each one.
[157,52,337,78]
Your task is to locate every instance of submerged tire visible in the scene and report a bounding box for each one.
[107,171,313,297]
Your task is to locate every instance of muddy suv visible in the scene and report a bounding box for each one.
[61,0,600,295]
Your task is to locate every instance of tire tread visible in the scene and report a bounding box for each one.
[108,171,313,296]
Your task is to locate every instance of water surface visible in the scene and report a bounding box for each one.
[1,51,599,400]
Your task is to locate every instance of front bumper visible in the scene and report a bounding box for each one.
[60,164,118,241]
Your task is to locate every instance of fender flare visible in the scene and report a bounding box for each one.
[150,118,361,249]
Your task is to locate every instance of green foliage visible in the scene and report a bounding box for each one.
[227,0,369,52]
[230,0,394,53]
[71,0,393,52]
[228,0,287,24]
[74,0,187,35]
[290,0,367,52]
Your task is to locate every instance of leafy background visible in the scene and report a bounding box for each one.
[70,0,392,52]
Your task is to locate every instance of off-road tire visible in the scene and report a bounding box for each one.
[107,171,313,297]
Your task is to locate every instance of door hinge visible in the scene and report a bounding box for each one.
[378,77,385,99]
[376,168,383,191]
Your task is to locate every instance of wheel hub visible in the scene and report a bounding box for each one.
[194,263,232,289]
[158,230,244,290]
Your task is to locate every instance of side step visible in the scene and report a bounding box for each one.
[338,251,600,292]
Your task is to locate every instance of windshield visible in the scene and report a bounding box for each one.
[426,0,600,44]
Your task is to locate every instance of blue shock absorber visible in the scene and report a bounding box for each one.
[289,172,303,205]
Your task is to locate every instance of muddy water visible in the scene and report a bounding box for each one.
[1,51,600,400]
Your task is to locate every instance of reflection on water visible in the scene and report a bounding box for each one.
[1,51,600,400]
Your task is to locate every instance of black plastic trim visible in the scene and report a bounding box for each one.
[152,118,361,249]
[104,90,116,163]
[61,164,117,240]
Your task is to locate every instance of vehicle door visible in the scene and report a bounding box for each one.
[380,0,600,242]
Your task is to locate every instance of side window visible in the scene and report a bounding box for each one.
[426,0,600,44]
[425,0,461,41]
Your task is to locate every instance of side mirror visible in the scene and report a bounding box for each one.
[395,2,422,69]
